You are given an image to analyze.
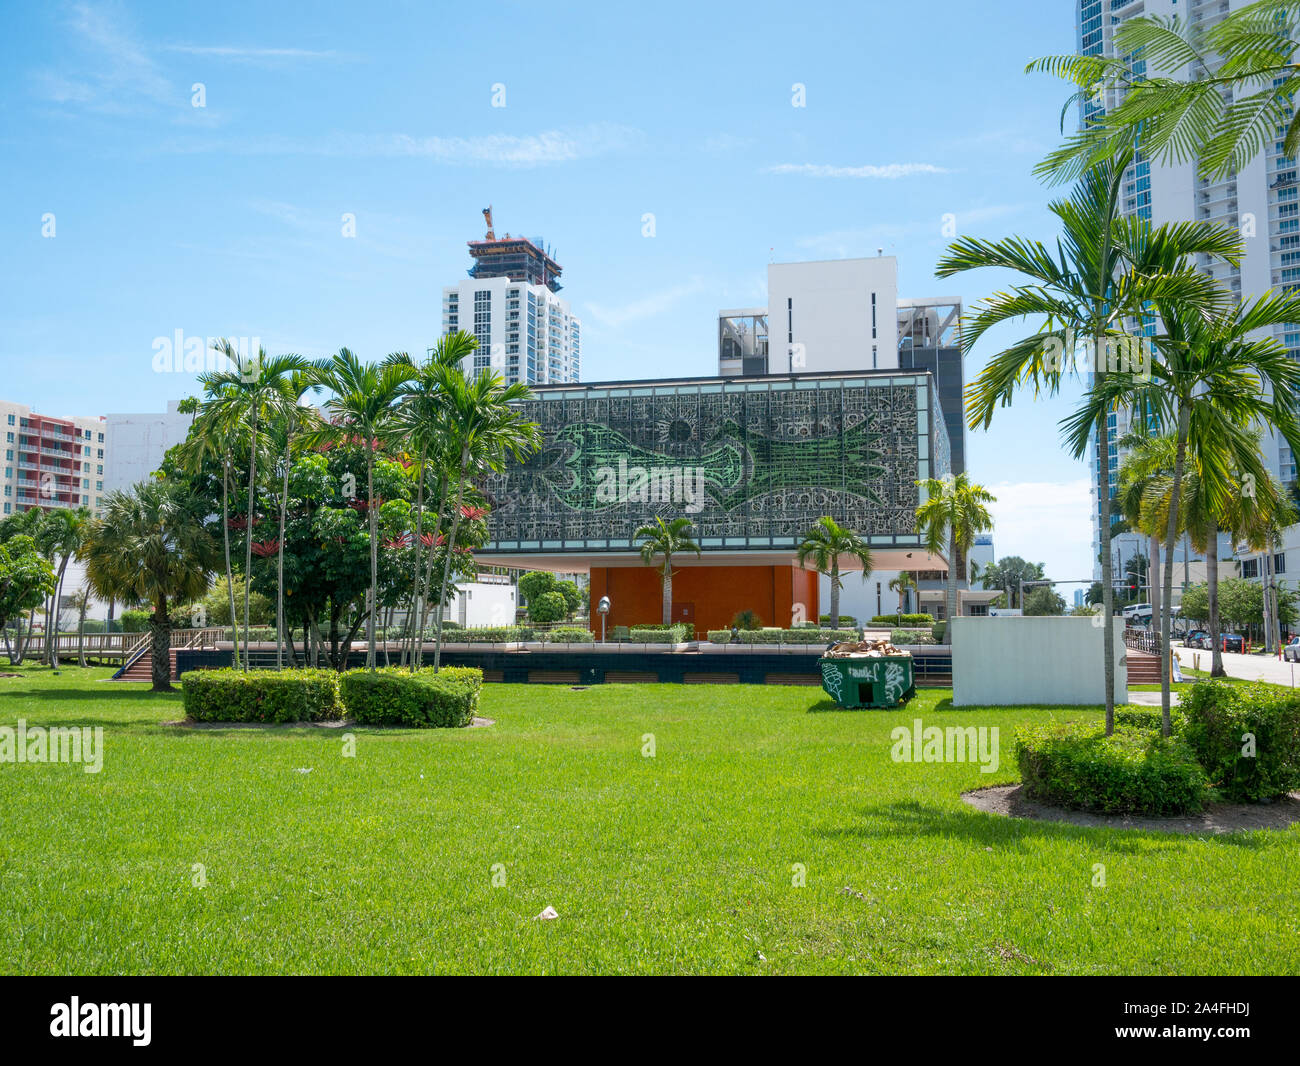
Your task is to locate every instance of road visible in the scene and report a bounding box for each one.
[1174,646,1300,688]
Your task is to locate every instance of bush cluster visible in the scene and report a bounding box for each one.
[818,615,857,627]
[180,668,343,723]
[891,628,936,645]
[446,626,535,643]
[543,626,594,643]
[629,625,689,643]
[1114,707,1186,733]
[704,627,856,645]
[1013,722,1208,815]
[870,613,934,627]
[340,666,483,728]
[1181,681,1300,802]
[629,622,695,640]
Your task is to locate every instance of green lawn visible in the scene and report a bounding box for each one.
[1,665,1297,975]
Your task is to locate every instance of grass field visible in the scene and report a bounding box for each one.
[1,665,1297,975]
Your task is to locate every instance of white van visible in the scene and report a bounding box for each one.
[1122,603,1151,622]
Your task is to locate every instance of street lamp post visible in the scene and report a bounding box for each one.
[597,596,611,643]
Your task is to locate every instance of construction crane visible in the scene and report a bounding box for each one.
[482,206,495,241]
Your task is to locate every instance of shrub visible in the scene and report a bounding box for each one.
[819,614,857,627]
[517,570,556,607]
[1115,707,1185,733]
[181,668,343,723]
[706,629,736,643]
[544,626,594,643]
[119,609,151,633]
[736,627,856,644]
[870,613,934,627]
[631,622,695,640]
[891,628,936,645]
[630,625,688,643]
[1014,722,1208,815]
[341,667,480,728]
[611,625,630,640]
[732,610,763,631]
[454,626,534,643]
[1181,680,1300,802]
[932,621,946,643]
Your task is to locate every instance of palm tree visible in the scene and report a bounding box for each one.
[388,331,479,670]
[37,506,90,668]
[936,149,1238,734]
[197,342,310,669]
[430,369,539,671]
[310,349,415,669]
[914,475,996,645]
[888,572,916,622]
[1030,1,1300,182]
[82,481,219,691]
[796,517,873,628]
[635,516,702,626]
[266,370,321,669]
[1116,433,1175,634]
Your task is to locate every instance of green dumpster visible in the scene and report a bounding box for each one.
[818,654,915,708]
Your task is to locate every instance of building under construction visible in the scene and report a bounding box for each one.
[466,206,564,292]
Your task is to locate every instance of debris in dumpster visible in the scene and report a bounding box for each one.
[823,638,912,658]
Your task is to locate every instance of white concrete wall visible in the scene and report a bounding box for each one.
[445,581,517,628]
[951,616,1126,707]
[768,257,898,372]
[103,402,194,495]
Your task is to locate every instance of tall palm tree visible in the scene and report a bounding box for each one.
[388,331,479,670]
[936,149,1238,734]
[1116,433,1175,633]
[82,481,219,691]
[266,370,322,669]
[430,369,539,671]
[197,342,310,669]
[796,517,874,627]
[888,572,916,621]
[37,506,90,668]
[1030,1,1300,182]
[1108,290,1300,732]
[635,516,702,626]
[310,349,415,669]
[914,475,996,644]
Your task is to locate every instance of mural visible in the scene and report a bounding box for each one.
[482,375,947,550]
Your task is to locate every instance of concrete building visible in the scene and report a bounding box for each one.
[103,401,195,495]
[0,401,109,518]
[1078,0,1289,582]
[440,209,580,386]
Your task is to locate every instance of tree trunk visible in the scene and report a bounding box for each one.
[829,560,840,628]
[1098,409,1116,735]
[150,596,172,692]
[415,475,451,672]
[945,530,957,644]
[1208,517,1225,676]
[662,557,673,626]
[433,448,469,673]
[49,553,70,669]
[1159,404,1190,737]
[77,598,87,668]
[277,434,291,671]
[1148,534,1161,635]
[243,410,259,671]
[408,444,428,671]
[366,451,378,670]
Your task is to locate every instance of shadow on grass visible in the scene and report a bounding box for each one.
[822,798,1279,853]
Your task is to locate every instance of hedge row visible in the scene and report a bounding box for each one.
[629,622,696,640]
[870,613,934,627]
[181,668,344,723]
[629,625,689,644]
[891,628,936,645]
[340,667,481,728]
[704,627,857,645]
[181,666,483,728]
[1014,722,1208,815]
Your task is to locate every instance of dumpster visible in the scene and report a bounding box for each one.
[818,653,915,709]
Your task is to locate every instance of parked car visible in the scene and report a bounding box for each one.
[1122,603,1152,622]
[1184,630,1208,648]
[1285,636,1300,662]
[1220,633,1246,653]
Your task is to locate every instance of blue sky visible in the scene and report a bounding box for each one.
[0,0,1098,593]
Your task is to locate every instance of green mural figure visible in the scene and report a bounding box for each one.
[709,418,886,509]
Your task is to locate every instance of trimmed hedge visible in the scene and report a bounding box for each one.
[1181,680,1300,802]
[730,627,857,645]
[181,668,343,723]
[629,625,688,643]
[1014,722,1208,815]
[871,613,934,627]
[448,626,535,643]
[892,628,936,645]
[629,622,696,640]
[707,629,737,643]
[1115,707,1186,734]
[819,615,857,627]
[340,666,482,728]
[543,626,594,643]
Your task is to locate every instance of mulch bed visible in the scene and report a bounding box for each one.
[962,783,1300,834]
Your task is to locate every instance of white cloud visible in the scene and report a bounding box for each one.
[985,479,1095,589]
[155,122,643,167]
[585,279,710,330]
[163,45,338,61]
[764,162,949,179]
[36,2,174,112]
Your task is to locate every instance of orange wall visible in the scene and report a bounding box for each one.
[588,564,820,635]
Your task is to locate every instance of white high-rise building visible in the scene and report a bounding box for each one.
[440,215,580,385]
[1078,0,1291,583]
[103,402,195,495]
